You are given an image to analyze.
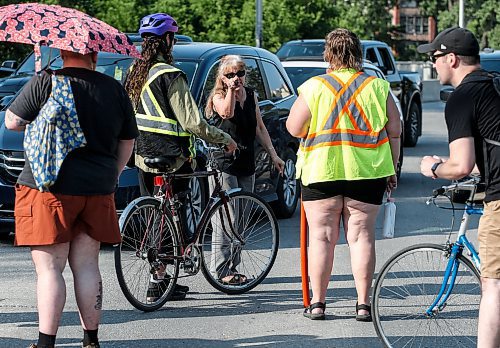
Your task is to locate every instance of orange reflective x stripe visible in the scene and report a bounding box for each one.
[300,72,388,151]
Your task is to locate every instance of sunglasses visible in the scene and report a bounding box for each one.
[430,52,448,63]
[224,70,246,79]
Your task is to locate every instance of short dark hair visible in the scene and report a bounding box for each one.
[458,54,480,65]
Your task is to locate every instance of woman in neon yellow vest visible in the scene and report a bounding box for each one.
[287,28,401,321]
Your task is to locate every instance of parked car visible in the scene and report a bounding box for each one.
[480,49,500,72]
[0,41,299,236]
[281,59,405,179]
[276,39,423,147]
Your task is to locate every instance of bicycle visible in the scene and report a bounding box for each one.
[372,176,483,348]
[114,140,279,312]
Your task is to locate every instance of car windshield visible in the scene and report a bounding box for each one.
[284,66,326,91]
[276,43,325,60]
[16,47,58,75]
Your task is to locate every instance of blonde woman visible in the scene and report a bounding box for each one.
[205,55,284,284]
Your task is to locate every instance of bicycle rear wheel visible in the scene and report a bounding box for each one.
[372,243,481,348]
[199,191,279,294]
[115,197,180,312]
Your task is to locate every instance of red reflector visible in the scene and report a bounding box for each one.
[153,176,164,187]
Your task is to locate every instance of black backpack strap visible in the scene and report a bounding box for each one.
[493,76,500,96]
[483,138,500,186]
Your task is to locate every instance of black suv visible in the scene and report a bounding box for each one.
[0,42,299,235]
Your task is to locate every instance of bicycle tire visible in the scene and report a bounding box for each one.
[199,191,279,294]
[372,243,481,348]
[115,197,180,312]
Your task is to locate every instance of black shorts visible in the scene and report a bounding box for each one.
[301,178,387,205]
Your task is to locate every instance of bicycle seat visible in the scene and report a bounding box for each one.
[144,156,177,171]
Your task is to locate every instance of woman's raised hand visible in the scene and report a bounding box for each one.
[227,78,241,90]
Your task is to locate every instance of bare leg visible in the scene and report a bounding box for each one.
[31,243,70,335]
[68,232,101,330]
[478,277,500,348]
[303,196,343,314]
[343,198,380,316]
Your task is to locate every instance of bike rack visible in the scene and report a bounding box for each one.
[300,201,311,308]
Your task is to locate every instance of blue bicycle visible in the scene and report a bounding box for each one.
[372,176,482,348]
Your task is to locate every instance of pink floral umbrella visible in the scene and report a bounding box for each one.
[0,2,141,71]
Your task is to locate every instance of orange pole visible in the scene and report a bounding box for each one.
[300,200,310,307]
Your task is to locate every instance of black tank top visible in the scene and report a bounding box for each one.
[218,87,257,176]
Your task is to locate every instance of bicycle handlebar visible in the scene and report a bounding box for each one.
[428,176,482,204]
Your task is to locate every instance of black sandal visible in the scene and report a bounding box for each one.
[355,302,372,322]
[303,302,326,320]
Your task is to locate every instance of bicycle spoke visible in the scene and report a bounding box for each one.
[373,245,480,348]
[200,192,278,294]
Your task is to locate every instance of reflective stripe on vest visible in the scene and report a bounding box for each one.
[136,64,191,137]
[299,72,388,151]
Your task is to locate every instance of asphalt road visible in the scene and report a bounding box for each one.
[0,101,481,347]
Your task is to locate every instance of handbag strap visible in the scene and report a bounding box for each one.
[49,73,74,100]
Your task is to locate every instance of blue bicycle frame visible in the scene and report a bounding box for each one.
[425,199,482,316]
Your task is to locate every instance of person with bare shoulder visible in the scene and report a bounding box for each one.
[286,28,401,321]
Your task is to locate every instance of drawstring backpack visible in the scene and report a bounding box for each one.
[461,70,500,187]
[23,72,87,191]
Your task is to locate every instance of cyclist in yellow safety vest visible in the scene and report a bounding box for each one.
[287,28,401,322]
[124,13,237,303]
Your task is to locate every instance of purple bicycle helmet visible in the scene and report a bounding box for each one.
[139,13,178,37]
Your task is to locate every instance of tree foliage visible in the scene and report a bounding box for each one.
[0,0,496,68]
[419,0,499,50]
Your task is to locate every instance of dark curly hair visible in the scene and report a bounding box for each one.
[124,34,174,109]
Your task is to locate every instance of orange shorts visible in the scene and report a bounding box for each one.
[14,185,121,246]
[478,200,500,279]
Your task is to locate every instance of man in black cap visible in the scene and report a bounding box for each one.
[419,27,500,348]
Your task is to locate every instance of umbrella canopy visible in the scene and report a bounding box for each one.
[0,2,141,71]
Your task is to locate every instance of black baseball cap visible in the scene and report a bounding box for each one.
[417,27,479,56]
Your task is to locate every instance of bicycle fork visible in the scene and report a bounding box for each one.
[426,242,463,316]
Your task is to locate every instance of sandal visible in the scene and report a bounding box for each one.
[220,273,247,285]
[303,302,326,320]
[355,302,372,322]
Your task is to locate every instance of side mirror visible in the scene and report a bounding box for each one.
[1,60,17,69]
[440,86,454,102]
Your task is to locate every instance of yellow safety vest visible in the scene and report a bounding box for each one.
[296,69,395,185]
[136,63,191,138]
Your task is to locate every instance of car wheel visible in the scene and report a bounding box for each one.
[272,148,299,218]
[404,102,420,147]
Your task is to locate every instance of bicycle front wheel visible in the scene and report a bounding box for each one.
[372,243,481,348]
[200,191,279,294]
[115,197,180,312]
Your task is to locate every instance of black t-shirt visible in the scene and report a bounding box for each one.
[9,67,139,195]
[445,69,500,202]
[217,87,257,176]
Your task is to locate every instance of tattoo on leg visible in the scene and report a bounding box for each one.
[94,281,102,310]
